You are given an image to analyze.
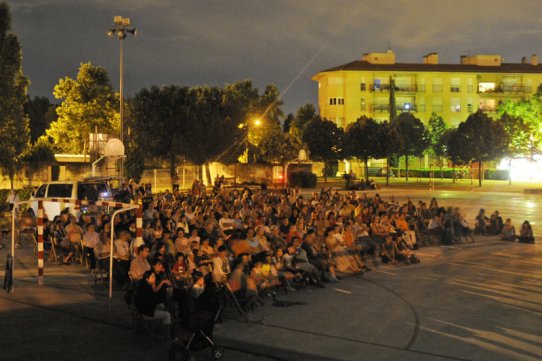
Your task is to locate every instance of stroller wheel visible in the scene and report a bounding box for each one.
[211,346,224,359]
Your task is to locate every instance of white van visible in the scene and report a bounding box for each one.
[31,180,113,219]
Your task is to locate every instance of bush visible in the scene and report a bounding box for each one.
[288,171,317,188]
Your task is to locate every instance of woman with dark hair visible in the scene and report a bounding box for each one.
[134,270,172,330]
[518,221,535,243]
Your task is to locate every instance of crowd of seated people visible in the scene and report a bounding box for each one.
[36,180,535,333]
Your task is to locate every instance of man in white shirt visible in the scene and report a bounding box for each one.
[218,211,235,235]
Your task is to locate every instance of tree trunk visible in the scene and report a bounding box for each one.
[508,158,512,185]
[364,158,369,183]
[204,162,212,186]
[386,156,390,186]
[282,164,286,188]
[9,174,14,191]
[478,160,482,187]
[452,163,456,183]
[405,155,409,182]
[323,160,328,184]
[439,156,443,180]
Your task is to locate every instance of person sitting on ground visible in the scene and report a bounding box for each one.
[518,221,535,244]
[134,270,172,334]
[394,213,417,249]
[499,218,517,241]
[489,211,504,235]
[475,209,489,235]
[380,235,398,264]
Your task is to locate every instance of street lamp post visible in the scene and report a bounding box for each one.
[244,118,261,163]
[108,16,136,177]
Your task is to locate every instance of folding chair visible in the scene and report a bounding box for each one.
[94,259,108,289]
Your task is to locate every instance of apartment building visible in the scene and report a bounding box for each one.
[312,50,542,128]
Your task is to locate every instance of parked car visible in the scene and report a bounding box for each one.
[31,179,113,219]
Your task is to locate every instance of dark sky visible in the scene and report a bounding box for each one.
[9,0,542,115]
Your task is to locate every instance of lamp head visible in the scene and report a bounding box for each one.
[127,28,137,36]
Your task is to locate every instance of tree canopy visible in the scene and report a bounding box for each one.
[394,112,429,180]
[0,2,30,189]
[47,62,119,153]
[344,116,382,181]
[454,110,506,186]
[302,117,343,181]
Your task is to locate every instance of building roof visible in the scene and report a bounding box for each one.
[316,60,542,75]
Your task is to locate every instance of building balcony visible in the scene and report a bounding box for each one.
[371,104,390,112]
[371,84,417,92]
[478,84,532,94]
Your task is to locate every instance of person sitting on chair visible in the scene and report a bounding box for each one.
[134,270,172,331]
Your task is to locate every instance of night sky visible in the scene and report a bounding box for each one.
[10,0,542,114]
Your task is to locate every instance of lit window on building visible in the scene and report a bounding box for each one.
[478,82,496,93]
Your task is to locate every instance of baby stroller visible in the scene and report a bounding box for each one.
[169,276,224,361]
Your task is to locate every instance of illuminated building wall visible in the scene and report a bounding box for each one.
[312,51,542,128]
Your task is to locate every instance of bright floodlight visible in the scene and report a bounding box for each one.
[254,118,262,126]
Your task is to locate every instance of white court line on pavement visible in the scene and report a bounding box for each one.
[374,270,396,276]
[491,252,521,258]
[333,288,352,295]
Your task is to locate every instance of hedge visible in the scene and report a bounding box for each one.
[288,171,317,188]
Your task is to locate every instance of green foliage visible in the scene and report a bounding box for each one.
[344,116,383,181]
[47,62,119,153]
[498,113,532,158]
[394,112,430,158]
[457,110,506,163]
[288,171,317,188]
[290,103,318,139]
[427,112,448,157]
[302,117,343,163]
[257,129,302,165]
[0,2,30,189]
[129,85,190,184]
[451,110,506,186]
[22,136,55,162]
[389,76,397,122]
[498,94,542,147]
[24,96,57,142]
[124,142,145,182]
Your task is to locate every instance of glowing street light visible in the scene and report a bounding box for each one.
[244,118,262,163]
[107,16,136,177]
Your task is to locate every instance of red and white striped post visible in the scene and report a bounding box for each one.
[136,206,143,246]
[37,200,44,285]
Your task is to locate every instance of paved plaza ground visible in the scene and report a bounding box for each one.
[1,188,541,361]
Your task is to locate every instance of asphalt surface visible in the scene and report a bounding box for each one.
[1,188,541,361]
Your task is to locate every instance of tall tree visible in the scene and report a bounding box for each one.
[378,121,402,185]
[24,96,57,143]
[455,110,506,187]
[257,129,302,185]
[47,62,119,154]
[290,103,318,139]
[498,113,533,184]
[302,117,343,182]
[0,2,30,190]
[129,85,191,186]
[427,112,448,178]
[344,116,382,182]
[394,112,429,181]
[184,85,243,184]
[442,128,468,183]
[389,76,397,122]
